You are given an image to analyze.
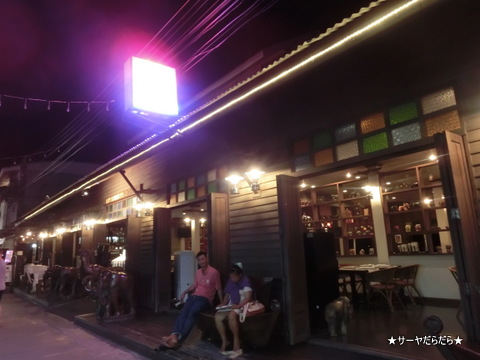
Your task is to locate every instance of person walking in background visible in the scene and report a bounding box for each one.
[158,251,222,349]
[0,253,6,314]
[215,263,253,359]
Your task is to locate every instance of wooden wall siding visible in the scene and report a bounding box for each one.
[153,208,172,312]
[132,214,155,308]
[229,172,284,278]
[95,151,168,204]
[463,113,480,195]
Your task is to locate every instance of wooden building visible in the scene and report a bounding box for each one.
[15,0,480,345]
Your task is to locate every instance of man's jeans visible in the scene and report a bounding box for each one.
[172,295,210,341]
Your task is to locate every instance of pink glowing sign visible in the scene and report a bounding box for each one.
[124,57,179,116]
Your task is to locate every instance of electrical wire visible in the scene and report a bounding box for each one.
[24,0,279,187]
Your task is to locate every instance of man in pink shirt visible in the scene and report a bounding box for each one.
[159,251,222,349]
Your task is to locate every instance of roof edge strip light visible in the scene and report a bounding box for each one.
[20,0,422,223]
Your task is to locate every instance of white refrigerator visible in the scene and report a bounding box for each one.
[174,251,196,300]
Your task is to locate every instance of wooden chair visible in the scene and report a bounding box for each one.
[394,264,424,305]
[366,268,405,312]
[338,264,363,298]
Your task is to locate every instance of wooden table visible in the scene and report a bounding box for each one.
[338,265,397,308]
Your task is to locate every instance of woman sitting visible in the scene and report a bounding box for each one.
[215,263,252,359]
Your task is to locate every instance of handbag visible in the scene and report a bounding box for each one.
[239,300,265,323]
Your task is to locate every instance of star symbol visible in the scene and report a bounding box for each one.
[388,336,397,345]
[454,336,463,345]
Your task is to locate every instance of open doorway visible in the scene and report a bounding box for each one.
[170,201,208,255]
[170,201,208,300]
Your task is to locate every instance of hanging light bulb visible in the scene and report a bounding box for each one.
[47,101,51,110]
[24,98,28,110]
[66,102,70,112]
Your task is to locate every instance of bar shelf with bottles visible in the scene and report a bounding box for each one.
[300,178,376,256]
[381,162,452,255]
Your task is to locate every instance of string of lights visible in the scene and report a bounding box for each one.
[11,0,279,186]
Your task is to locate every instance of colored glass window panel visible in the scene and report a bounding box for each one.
[196,173,206,186]
[421,87,456,115]
[187,177,195,188]
[391,122,422,146]
[425,110,461,137]
[196,186,206,197]
[388,102,418,125]
[170,183,177,193]
[293,139,310,155]
[314,148,334,167]
[177,191,186,202]
[207,169,217,182]
[336,140,359,161]
[360,112,385,134]
[187,188,196,200]
[363,132,388,153]
[294,155,312,172]
[335,123,356,142]
[313,132,331,150]
[170,194,177,204]
[208,182,217,193]
[178,180,186,191]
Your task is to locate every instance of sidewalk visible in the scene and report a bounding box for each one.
[0,292,148,360]
[8,289,430,360]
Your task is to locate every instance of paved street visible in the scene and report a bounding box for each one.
[1,291,414,360]
[1,292,148,360]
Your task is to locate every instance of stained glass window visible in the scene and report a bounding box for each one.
[425,110,461,137]
[178,180,186,191]
[313,132,331,150]
[335,123,356,142]
[391,122,422,146]
[360,112,385,134]
[196,186,206,197]
[177,191,186,202]
[421,88,456,115]
[207,169,217,182]
[389,102,418,125]
[314,148,334,167]
[294,155,312,171]
[336,141,359,161]
[294,139,310,155]
[208,182,217,193]
[363,132,388,153]
[187,188,196,200]
[196,173,206,186]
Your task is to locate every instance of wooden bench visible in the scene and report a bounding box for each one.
[424,315,480,360]
[196,277,281,348]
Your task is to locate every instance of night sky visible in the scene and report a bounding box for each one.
[0,0,373,168]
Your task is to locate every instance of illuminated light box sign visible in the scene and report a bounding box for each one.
[124,57,179,116]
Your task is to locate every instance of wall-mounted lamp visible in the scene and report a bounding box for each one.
[226,169,265,194]
[199,218,207,227]
[245,169,265,194]
[225,174,244,194]
[134,202,154,217]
